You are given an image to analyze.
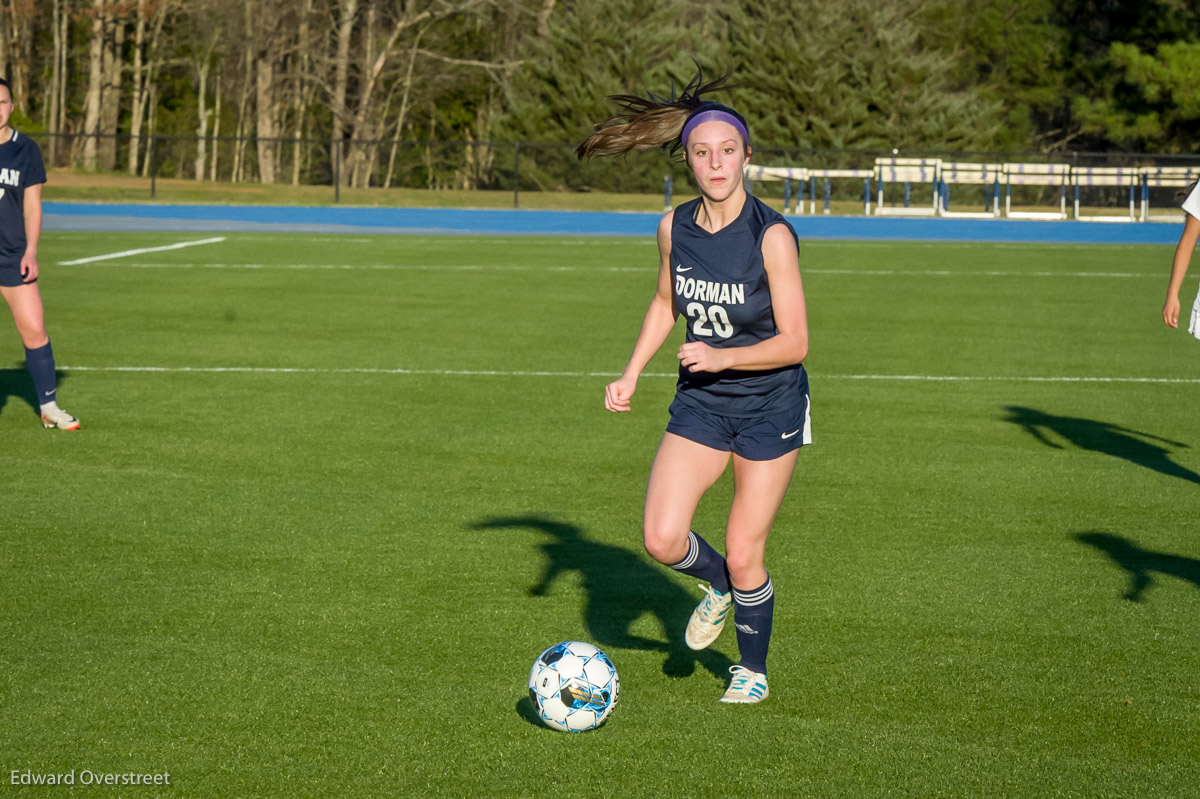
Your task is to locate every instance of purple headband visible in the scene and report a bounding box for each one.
[680,110,750,149]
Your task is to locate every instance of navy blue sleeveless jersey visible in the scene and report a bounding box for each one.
[0,131,47,268]
[670,194,808,418]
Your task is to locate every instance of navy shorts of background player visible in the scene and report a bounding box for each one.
[0,130,47,287]
[665,193,811,461]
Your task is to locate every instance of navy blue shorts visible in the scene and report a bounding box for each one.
[666,395,811,461]
[0,262,32,287]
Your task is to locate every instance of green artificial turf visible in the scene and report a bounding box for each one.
[1,232,1197,797]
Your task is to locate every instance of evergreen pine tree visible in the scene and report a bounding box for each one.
[925,0,1070,152]
[718,0,1006,155]
[490,0,719,192]
[1071,40,1200,153]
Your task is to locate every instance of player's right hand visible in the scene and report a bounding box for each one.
[1164,296,1181,328]
[605,376,636,412]
[20,252,39,283]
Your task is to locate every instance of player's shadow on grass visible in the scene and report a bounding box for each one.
[1075,532,1200,603]
[0,365,70,420]
[1003,405,1199,485]
[472,515,734,682]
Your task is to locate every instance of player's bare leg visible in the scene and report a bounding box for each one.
[643,432,730,566]
[1,281,48,349]
[1,282,78,430]
[643,433,736,650]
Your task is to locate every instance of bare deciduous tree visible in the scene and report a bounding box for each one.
[100,9,124,170]
[127,0,148,174]
[136,0,172,177]
[189,3,222,180]
[1,0,36,104]
[289,0,316,185]
[339,0,496,188]
[81,0,105,170]
[47,0,69,165]
[330,0,357,183]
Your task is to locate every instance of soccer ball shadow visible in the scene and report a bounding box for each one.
[515,696,546,729]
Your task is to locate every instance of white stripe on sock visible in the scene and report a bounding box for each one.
[669,531,700,570]
[733,578,774,607]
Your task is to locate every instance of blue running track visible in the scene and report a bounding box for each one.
[43,201,1185,244]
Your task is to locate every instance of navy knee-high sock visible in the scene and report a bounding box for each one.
[667,531,730,594]
[732,576,775,675]
[25,341,57,406]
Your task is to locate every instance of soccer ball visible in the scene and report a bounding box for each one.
[527,641,619,732]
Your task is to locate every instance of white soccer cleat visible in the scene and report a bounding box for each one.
[685,583,732,651]
[41,403,80,431]
[720,665,769,704]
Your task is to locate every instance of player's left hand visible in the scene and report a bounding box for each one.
[20,252,38,283]
[1163,296,1181,328]
[678,341,728,373]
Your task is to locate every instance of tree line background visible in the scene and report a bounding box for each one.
[0,0,1196,194]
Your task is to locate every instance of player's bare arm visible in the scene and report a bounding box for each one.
[1163,213,1200,328]
[21,182,41,282]
[606,211,678,412]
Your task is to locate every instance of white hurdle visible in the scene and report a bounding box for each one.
[1071,166,1139,222]
[938,162,1003,218]
[807,169,873,216]
[744,165,810,214]
[744,166,874,216]
[1003,163,1071,219]
[744,159,1198,223]
[1139,166,1200,222]
[874,158,941,216]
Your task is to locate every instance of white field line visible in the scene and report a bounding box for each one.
[807,269,1157,278]
[55,261,648,273]
[43,234,1157,251]
[57,365,1200,384]
[49,232,376,244]
[58,237,227,265]
[801,241,1167,252]
[53,260,1161,278]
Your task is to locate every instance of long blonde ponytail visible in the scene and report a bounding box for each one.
[576,70,736,160]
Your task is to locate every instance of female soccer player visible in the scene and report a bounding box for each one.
[578,73,809,703]
[0,78,78,429]
[1162,179,1200,338]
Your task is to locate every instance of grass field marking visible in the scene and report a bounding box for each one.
[57,260,1161,278]
[57,236,227,265]
[803,241,1163,251]
[808,268,1157,278]
[827,374,1200,383]
[48,233,375,244]
[59,365,616,377]
[57,364,1200,383]
[187,235,376,244]
[60,261,650,273]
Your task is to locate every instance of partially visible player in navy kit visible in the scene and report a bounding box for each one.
[0,78,78,430]
[1162,179,1200,337]
[578,73,809,703]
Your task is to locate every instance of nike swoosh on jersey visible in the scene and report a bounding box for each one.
[675,264,692,272]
